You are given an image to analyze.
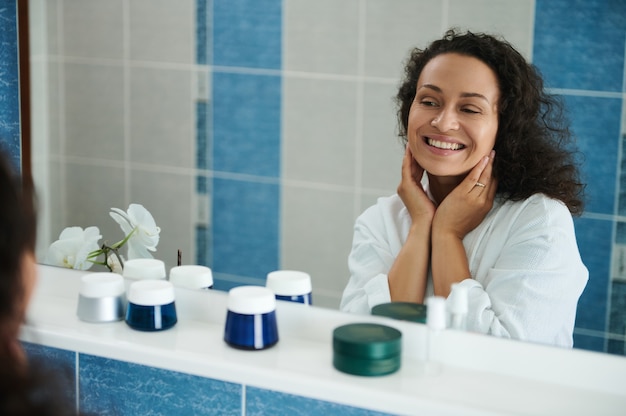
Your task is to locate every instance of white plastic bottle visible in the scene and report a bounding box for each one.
[425,296,446,375]
[448,283,468,331]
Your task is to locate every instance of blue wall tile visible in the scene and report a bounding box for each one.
[213,0,281,69]
[609,280,626,353]
[564,95,621,215]
[574,217,612,332]
[213,72,281,177]
[79,354,242,415]
[246,386,395,416]
[534,0,626,91]
[22,342,77,407]
[212,177,279,279]
[0,0,21,168]
[196,0,209,65]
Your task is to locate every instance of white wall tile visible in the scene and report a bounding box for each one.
[62,0,124,60]
[284,0,360,74]
[360,81,404,192]
[280,185,356,309]
[129,0,194,64]
[363,0,444,78]
[447,0,535,60]
[130,169,194,270]
[63,63,125,160]
[64,162,127,249]
[129,67,194,168]
[282,76,358,186]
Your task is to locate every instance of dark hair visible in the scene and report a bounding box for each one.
[0,148,37,345]
[396,29,585,215]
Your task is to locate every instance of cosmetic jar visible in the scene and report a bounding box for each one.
[169,265,213,290]
[125,280,177,331]
[122,258,166,281]
[224,286,279,350]
[332,323,402,377]
[371,302,427,324]
[77,273,126,323]
[266,270,312,305]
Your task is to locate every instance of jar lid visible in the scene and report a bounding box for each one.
[123,258,166,280]
[371,302,427,323]
[127,280,175,306]
[266,270,312,296]
[79,273,125,298]
[227,286,276,315]
[333,323,402,376]
[333,323,401,359]
[169,265,213,289]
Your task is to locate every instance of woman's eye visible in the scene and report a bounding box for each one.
[420,99,437,107]
[462,107,480,114]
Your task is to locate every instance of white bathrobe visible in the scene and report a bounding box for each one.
[341,192,588,348]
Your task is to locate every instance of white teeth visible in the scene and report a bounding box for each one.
[427,138,464,150]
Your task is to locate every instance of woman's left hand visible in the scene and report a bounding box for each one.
[433,150,497,239]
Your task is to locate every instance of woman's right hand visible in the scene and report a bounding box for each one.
[397,146,436,223]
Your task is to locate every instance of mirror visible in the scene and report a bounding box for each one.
[28,0,626,356]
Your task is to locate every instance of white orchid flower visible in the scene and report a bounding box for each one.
[45,226,102,270]
[109,204,160,259]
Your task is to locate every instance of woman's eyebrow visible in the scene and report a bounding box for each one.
[417,83,491,104]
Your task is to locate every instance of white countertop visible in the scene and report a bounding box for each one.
[20,265,626,415]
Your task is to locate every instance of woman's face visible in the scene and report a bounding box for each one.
[407,53,500,180]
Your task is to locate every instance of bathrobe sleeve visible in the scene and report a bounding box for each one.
[457,194,588,347]
[340,195,408,314]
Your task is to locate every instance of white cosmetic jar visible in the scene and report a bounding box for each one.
[169,265,213,290]
[122,258,166,281]
[266,270,312,305]
[76,273,126,323]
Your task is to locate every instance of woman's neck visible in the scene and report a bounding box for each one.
[427,173,464,205]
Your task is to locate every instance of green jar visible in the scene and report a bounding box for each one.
[371,302,427,324]
[332,323,402,376]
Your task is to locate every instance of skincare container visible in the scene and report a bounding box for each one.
[266,270,312,305]
[448,283,468,331]
[332,323,402,377]
[371,302,427,324]
[123,258,166,281]
[76,273,126,323]
[224,286,279,350]
[425,296,446,375]
[125,280,177,331]
[169,265,214,290]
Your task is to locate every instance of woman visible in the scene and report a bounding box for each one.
[341,30,588,348]
[0,148,78,415]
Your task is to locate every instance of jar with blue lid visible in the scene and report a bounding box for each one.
[224,286,279,350]
[266,270,312,305]
[125,280,177,331]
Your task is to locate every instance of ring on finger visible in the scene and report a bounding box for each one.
[474,182,486,188]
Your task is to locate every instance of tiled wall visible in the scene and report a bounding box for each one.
[23,342,392,416]
[0,0,21,167]
[532,0,626,354]
[29,0,626,355]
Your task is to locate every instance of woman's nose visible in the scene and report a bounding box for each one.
[430,108,459,131]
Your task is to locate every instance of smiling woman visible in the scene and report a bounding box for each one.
[341,30,589,349]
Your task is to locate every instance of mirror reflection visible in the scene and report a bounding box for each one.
[29,0,626,355]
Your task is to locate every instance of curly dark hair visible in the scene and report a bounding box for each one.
[396,29,585,215]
